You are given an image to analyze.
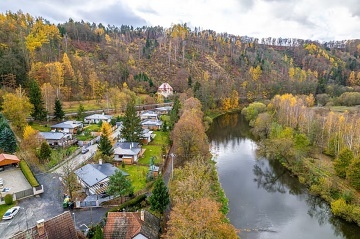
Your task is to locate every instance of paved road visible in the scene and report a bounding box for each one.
[53,127,121,175]
[0,173,110,239]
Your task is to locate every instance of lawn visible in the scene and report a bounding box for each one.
[138,131,169,165]
[30,123,51,132]
[139,145,163,165]
[62,100,108,113]
[0,203,16,219]
[119,165,148,193]
[84,124,101,132]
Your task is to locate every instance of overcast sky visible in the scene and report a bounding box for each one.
[1,0,360,41]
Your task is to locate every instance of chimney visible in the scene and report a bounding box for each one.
[140,210,145,221]
[99,158,102,165]
[36,219,45,236]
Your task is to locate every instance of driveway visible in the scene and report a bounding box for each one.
[0,168,32,196]
[0,172,110,239]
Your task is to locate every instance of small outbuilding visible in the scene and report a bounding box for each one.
[0,154,20,168]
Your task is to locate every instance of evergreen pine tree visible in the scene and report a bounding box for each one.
[29,80,47,121]
[107,170,133,197]
[53,97,65,121]
[0,127,17,153]
[39,141,52,163]
[98,134,113,156]
[121,101,143,143]
[149,178,170,214]
[76,103,85,121]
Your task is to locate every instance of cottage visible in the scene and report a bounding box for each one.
[140,111,159,121]
[157,83,173,98]
[104,210,160,239]
[113,142,142,164]
[154,106,172,115]
[141,120,163,130]
[74,163,128,195]
[39,132,72,147]
[84,113,112,124]
[10,211,78,239]
[0,154,20,168]
[50,121,83,134]
[141,129,154,145]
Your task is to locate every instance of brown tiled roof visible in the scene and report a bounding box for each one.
[104,211,160,239]
[10,211,78,239]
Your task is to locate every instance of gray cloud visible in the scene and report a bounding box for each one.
[77,3,146,26]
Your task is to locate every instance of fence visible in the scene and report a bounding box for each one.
[14,188,34,200]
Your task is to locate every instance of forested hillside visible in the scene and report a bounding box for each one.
[1,11,360,111]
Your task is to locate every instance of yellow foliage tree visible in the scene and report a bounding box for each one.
[249,65,262,81]
[230,90,239,109]
[2,87,34,130]
[100,121,113,141]
[221,98,231,111]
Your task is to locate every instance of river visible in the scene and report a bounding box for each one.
[207,113,360,239]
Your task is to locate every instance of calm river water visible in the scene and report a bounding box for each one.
[207,113,360,239]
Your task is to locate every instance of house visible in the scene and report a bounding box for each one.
[10,211,78,239]
[74,163,128,195]
[113,142,142,164]
[50,121,83,134]
[154,106,172,115]
[0,153,20,168]
[141,120,163,130]
[157,83,173,98]
[103,210,160,239]
[140,111,159,121]
[84,113,112,124]
[141,129,154,145]
[39,132,72,147]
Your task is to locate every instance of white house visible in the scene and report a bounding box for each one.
[141,120,163,130]
[39,132,72,147]
[157,83,173,97]
[74,163,128,195]
[84,113,112,124]
[140,111,159,121]
[50,121,83,134]
[113,142,142,165]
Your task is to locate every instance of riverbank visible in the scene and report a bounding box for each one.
[276,148,360,225]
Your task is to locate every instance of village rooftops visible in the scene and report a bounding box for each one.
[51,121,83,129]
[75,163,128,187]
[113,142,141,156]
[39,132,71,140]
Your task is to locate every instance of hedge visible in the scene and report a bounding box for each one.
[19,160,40,187]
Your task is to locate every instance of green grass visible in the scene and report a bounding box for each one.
[30,123,51,132]
[62,100,107,113]
[151,131,169,145]
[76,134,95,141]
[0,203,16,219]
[84,124,101,132]
[139,145,162,165]
[119,165,148,193]
[328,106,360,113]
[138,131,168,165]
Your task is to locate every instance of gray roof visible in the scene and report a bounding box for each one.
[141,111,158,117]
[141,120,163,126]
[84,114,112,120]
[155,106,172,111]
[142,129,153,138]
[75,163,128,187]
[114,142,141,156]
[51,121,82,129]
[39,132,69,140]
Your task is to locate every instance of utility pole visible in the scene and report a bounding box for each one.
[170,153,175,180]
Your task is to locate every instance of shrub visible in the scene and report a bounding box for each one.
[331,198,354,222]
[4,194,13,205]
[333,148,353,178]
[346,158,360,190]
[19,160,40,187]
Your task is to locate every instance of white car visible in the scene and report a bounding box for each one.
[2,206,20,220]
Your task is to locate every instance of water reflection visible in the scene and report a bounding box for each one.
[207,113,360,239]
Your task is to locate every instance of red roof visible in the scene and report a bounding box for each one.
[0,154,20,167]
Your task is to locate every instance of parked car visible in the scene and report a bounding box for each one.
[2,206,20,220]
[81,147,89,154]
